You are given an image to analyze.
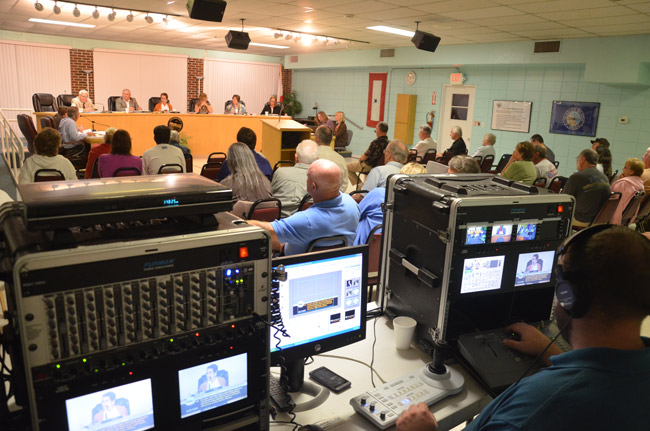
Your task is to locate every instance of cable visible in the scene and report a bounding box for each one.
[318,353,386,384]
[370,315,379,387]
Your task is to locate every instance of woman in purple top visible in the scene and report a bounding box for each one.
[98,129,142,177]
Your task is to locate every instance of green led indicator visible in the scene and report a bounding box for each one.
[94,368,99,373]
[121,362,126,367]
[82,358,87,363]
[170,338,174,343]
[56,364,61,369]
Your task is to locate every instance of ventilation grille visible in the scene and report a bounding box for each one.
[289,56,299,63]
[534,41,561,53]
[380,49,395,58]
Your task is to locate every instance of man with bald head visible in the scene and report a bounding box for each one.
[247,159,359,255]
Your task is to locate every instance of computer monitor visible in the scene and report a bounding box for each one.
[270,246,368,391]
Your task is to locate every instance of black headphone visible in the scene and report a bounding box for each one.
[555,224,613,318]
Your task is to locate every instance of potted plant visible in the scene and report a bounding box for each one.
[282,91,303,117]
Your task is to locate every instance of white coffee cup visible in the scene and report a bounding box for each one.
[393,316,417,350]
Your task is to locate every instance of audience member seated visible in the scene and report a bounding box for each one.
[219,142,272,202]
[363,139,408,192]
[315,111,335,131]
[448,155,480,174]
[247,159,359,255]
[500,141,537,185]
[397,226,650,431]
[225,94,245,115]
[314,125,348,192]
[595,145,613,180]
[347,122,390,187]
[98,130,142,177]
[85,127,116,179]
[532,143,558,187]
[19,128,77,184]
[115,88,141,112]
[472,133,496,159]
[610,158,645,224]
[153,92,173,112]
[443,126,467,156]
[642,147,650,198]
[261,95,281,115]
[142,125,185,175]
[194,92,213,114]
[59,106,92,144]
[530,133,555,163]
[271,139,319,218]
[591,137,610,151]
[333,111,348,148]
[169,130,190,154]
[71,89,95,112]
[563,149,611,228]
[412,125,437,159]
[216,127,272,181]
[52,106,68,130]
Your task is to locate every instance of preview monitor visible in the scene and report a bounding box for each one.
[65,379,154,431]
[270,246,368,391]
[460,255,505,294]
[515,251,555,287]
[178,353,248,419]
[490,224,513,243]
[516,223,538,241]
[465,225,487,245]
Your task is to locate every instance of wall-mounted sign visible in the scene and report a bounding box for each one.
[491,100,532,133]
[549,101,600,137]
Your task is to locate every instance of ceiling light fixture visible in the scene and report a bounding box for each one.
[285,33,292,40]
[162,15,168,25]
[249,42,289,49]
[366,25,414,37]
[274,32,282,39]
[92,6,99,19]
[29,18,95,28]
[126,11,134,22]
[108,9,116,21]
[145,13,153,24]
[272,27,369,46]
[322,37,328,46]
[34,1,44,11]
[73,4,80,17]
[53,2,61,14]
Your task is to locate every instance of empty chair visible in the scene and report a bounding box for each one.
[107,96,121,112]
[534,177,547,188]
[34,168,65,182]
[273,160,294,174]
[184,153,193,173]
[480,154,495,173]
[158,163,184,174]
[297,193,313,212]
[306,235,348,252]
[112,166,141,177]
[57,94,74,107]
[207,152,227,164]
[148,97,161,112]
[246,198,282,222]
[32,93,58,112]
[548,176,568,193]
[585,192,622,228]
[620,190,646,225]
[491,154,511,174]
[200,162,223,181]
[17,114,37,154]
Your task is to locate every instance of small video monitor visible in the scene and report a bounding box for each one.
[515,251,555,287]
[490,224,513,243]
[460,255,505,294]
[65,379,154,431]
[515,223,538,241]
[465,225,487,245]
[178,353,248,419]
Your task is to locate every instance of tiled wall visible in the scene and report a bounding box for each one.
[293,64,650,178]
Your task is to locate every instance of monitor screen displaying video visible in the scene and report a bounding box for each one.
[490,224,513,243]
[460,255,505,294]
[465,226,487,245]
[516,223,538,241]
[65,379,154,431]
[178,353,248,419]
[515,251,555,287]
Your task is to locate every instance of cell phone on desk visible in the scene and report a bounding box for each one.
[309,366,351,393]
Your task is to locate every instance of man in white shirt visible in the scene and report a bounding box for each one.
[71,89,95,112]
[363,140,408,192]
[532,143,558,187]
[472,133,496,160]
[142,125,185,175]
[314,125,349,192]
[271,139,319,218]
[412,125,437,158]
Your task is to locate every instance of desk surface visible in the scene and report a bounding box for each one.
[270,313,491,430]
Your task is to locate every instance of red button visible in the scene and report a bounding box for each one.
[239,246,249,258]
[557,205,563,213]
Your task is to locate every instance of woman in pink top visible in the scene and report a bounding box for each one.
[98,130,142,177]
[610,158,645,224]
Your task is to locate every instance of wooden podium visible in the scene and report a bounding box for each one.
[261,119,312,168]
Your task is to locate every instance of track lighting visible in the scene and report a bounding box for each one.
[126,11,134,22]
[92,6,99,19]
[285,33,292,40]
[144,13,153,24]
[274,32,282,39]
[34,1,44,11]
[108,9,116,21]
[73,4,80,17]
[53,2,61,14]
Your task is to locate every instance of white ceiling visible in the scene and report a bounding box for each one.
[1,0,650,57]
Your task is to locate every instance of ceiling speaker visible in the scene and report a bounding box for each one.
[411,30,441,53]
[186,0,226,22]
[225,30,250,50]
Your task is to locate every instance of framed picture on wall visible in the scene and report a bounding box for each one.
[549,101,600,137]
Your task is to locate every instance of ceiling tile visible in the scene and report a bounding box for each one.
[439,6,525,20]
[356,7,423,21]
[562,14,650,28]
[535,6,640,21]
[511,0,622,13]
[411,0,504,14]
[323,1,399,14]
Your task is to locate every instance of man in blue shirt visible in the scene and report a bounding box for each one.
[363,139,407,192]
[247,159,359,255]
[397,226,650,431]
[216,127,273,181]
[58,106,92,144]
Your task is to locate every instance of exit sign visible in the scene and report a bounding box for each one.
[450,73,464,85]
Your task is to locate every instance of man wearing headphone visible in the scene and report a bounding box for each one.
[397,225,650,431]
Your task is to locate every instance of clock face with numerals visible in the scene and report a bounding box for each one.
[406,71,416,86]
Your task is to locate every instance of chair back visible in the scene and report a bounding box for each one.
[207,152,227,164]
[367,224,383,292]
[298,194,313,212]
[91,157,100,179]
[40,116,55,130]
[533,177,547,188]
[480,154,495,173]
[200,162,222,181]
[436,150,453,165]
[57,94,74,107]
[620,190,646,225]
[273,160,294,174]
[34,168,65,182]
[407,149,418,163]
[553,160,560,168]
[548,176,568,193]
[17,114,37,154]
[609,170,619,185]
[246,198,282,222]
[422,149,440,164]
[112,166,141,177]
[473,155,483,164]
[184,153,193,173]
[590,192,622,226]
[307,235,348,252]
[633,195,650,231]
[149,97,161,112]
[158,163,184,174]
[335,129,352,151]
[189,98,200,112]
[32,93,57,112]
[493,154,510,174]
[108,96,121,112]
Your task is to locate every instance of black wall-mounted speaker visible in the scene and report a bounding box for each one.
[186,0,226,22]
[225,30,251,50]
[411,30,441,53]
